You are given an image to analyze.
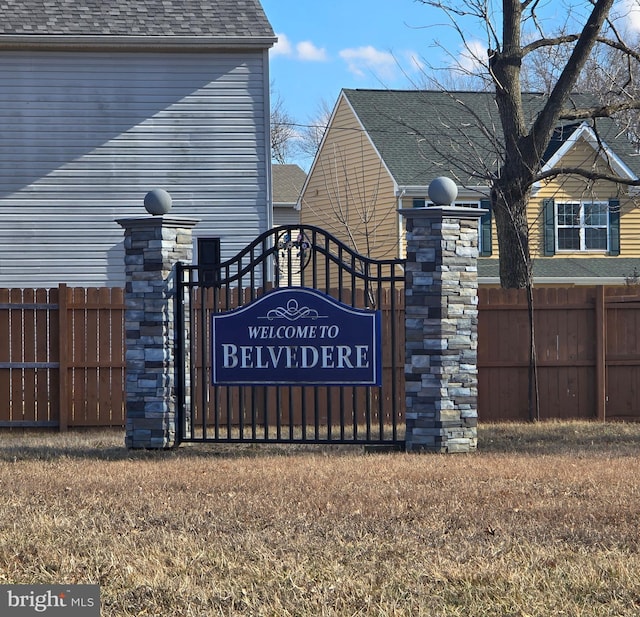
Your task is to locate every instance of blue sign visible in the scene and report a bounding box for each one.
[211,287,382,386]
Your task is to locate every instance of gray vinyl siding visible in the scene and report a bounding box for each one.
[0,49,270,287]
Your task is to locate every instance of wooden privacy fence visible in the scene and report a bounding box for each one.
[0,285,125,428]
[478,286,640,422]
[4,283,640,429]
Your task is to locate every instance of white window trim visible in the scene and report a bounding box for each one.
[555,200,609,252]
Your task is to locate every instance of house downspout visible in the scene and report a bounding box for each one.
[263,48,274,233]
[397,187,405,259]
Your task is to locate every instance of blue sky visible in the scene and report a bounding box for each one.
[261,1,449,138]
[260,0,640,168]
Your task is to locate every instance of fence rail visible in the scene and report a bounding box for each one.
[3,284,640,429]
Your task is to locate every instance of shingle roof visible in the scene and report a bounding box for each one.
[272,164,306,205]
[0,0,275,39]
[342,89,640,188]
[479,257,640,281]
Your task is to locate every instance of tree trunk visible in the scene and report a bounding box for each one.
[492,184,531,289]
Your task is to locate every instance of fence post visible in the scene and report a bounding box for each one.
[399,203,485,453]
[58,283,69,432]
[595,285,606,421]
[116,197,198,449]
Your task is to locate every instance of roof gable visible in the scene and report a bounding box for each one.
[541,121,637,180]
[0,0,274,42]
[341,89,640,188]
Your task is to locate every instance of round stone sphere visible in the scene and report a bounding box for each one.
[428,176,458,205]
[144,188,173,215]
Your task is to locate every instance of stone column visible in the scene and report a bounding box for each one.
[116,211,198,449]
[399,205,485,453]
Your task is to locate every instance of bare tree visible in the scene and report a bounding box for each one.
[522,21,640,150]
[417,0,640,289]
[576,41,640,151]
[270,89,332,168]
[296,99,332,161]
[270,87,298,164]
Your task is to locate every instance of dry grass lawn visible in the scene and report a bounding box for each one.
[1,421,640,616]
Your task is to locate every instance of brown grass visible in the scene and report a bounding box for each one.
[1,422,640,616]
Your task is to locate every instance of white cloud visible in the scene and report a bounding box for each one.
[296,41,328,62]
[271,32,293,57]
[456,39,487,75]
[339,46,398,80]
[271,33,327,62]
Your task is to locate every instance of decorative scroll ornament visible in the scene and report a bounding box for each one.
[275,228,312,281]
[263,299,324,321]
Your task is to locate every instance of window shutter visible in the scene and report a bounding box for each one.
[543,198,555,256]
[609,199,620,256]
[479,199,492,256]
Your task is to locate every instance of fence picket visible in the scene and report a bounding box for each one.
[0,288,9,423]
[21,288,37,423]
[35,288,51,422]
[9,289,24,423]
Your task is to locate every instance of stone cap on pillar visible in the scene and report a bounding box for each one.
[398,206,487,220]
[117,189,200,230]
[116,217,200,230]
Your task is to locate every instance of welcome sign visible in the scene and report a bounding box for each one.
[211,287,381,386]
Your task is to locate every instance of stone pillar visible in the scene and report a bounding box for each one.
[399,205,485,453]
[116,214,198,449]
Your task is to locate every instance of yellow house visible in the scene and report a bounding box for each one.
[299,89,640,285]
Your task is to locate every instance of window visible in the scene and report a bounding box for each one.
[556,201,609,251]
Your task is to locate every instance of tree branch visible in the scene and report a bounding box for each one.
[535,166,640,185]
[522,34,580,56]
[560,101,640,120]
[529,0,615,155]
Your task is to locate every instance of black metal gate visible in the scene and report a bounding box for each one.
[175,225,405,446]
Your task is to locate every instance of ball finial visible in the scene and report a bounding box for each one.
[428,177,458,206]
[144,189,172,215]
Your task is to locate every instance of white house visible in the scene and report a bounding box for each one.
[0,0,276,287]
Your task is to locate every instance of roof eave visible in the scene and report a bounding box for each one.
[479,276,628,286]
[0,34,277,51]
[396,184,490,198]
